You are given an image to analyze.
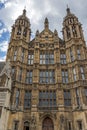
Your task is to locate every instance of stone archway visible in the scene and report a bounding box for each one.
[24,121,29,130]
[42,117,54,130]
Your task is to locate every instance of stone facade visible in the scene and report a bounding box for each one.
[0,60,12,130]
[6,8,87,130]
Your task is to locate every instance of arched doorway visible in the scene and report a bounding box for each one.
[24,121,29,130]
[42,117,54,130]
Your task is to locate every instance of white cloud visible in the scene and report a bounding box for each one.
[0,27,8,37]
[0,40,8,52]
[0,55,6,61]
[0,0,87,43]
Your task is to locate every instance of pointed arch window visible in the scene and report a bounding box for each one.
[23,28,27,37]
[72,25,77,37]
[66,26,71,39]
[17,26,21,35]
[42,117,54,130]
[24,121,29,130]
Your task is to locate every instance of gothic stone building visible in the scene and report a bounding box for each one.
[2,7,87,130]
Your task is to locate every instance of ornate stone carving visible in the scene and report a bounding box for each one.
[39,112,57,120]
[30,115,36,130]
[0,59,11,78]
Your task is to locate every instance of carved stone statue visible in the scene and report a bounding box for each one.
[60,115,65,130]
[30,115,36,130]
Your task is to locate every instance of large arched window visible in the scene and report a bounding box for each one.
[42,117,54,130]
[24,121,29,130]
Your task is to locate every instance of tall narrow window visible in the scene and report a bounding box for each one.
[40,51,54,64]
[80,66,85,80]
[39,70,55,84]
[77,121,82,130]
[84,88,87,101]
[60,52,66,64]
[13,49,17,61]
[26,70,32,84]
[76,88,80,106]
[62,70,68,84]
[23,28,27,37]
[17,26,21,35]
[18,68,22,81]
[39,90,56,109]
[21,48,24,62]
[70,48,74,62]
[15,90,20,107]
[73,67,77,81]
[24,91,31,109]
[66,26,71,39]
[64,90,71,106]
[12,67,15,79]
[13,121,19,130]
[72,25,77,37]
[28,52,34,65]
[77,47,81,60]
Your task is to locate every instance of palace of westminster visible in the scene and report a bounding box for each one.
[0,7,87,130]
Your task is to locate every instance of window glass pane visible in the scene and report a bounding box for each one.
[64,90,71,106]
[40,51,54,64]
[39,70,55,84]
[39,91,56,108]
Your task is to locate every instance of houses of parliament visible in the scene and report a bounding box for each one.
[0,7,87,130]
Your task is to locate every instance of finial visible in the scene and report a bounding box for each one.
[66,4,71,15]
[44,17,49,29]
[23,6,26,16]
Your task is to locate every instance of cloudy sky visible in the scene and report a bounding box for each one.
[0,0,87,61]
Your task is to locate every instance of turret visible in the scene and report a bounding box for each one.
[10,9,31,42]
[62,7,84,42]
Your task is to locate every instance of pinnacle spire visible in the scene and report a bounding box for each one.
[66,5,71,15]
[23,7,26,16]
[44,17,49,29]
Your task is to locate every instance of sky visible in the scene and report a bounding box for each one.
[0,0,87,61]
